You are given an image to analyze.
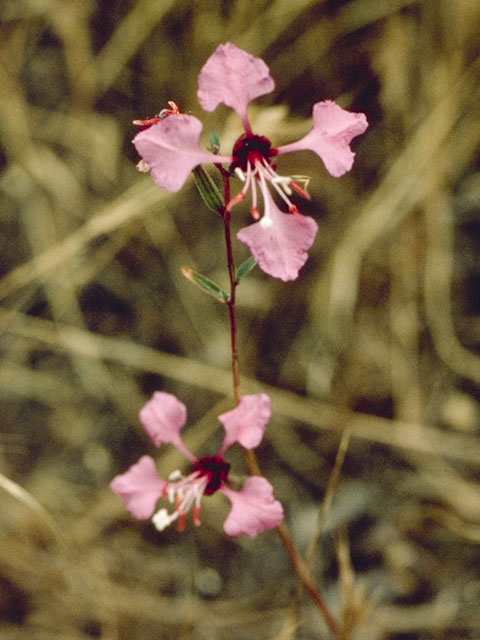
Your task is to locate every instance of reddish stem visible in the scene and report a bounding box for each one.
[217,164,241,405]
[216,165,345,640]
[223,209,241,405]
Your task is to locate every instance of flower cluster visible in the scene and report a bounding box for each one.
[133,42,368,281]
[110,392,283,537]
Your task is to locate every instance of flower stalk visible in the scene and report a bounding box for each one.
[221,205,241,405]
[218,166,346,640]
[114,40,368,640]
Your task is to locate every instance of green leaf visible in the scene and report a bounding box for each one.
[209,130,221,152]
[181,266,230,303]
[192,166,224,214]
[235,256,257,282]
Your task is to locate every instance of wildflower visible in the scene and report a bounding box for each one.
[133,43,368,281]
[110,391,283,537]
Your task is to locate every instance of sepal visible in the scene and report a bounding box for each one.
[192,166,224,213]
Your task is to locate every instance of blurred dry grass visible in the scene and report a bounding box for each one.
[1,1,480,638]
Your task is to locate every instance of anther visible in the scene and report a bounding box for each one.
[159,101,180,118]
[234,167,246,182]
[289,179,311,200]
[135,159,151,173]
[152,508,173,531]
[226,191,246,212]
[193,506,201,527]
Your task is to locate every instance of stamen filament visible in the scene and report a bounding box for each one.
[259,158,297,210]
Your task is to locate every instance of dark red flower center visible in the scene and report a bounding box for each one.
[230,133,277,173]
[191,456,230,495]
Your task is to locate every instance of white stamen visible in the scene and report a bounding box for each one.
[179,488,196,514]
[152,508,177,531]
[234,167,246,182]
[193,476,208,497]
[168,470,183,481]
[271,175,293,196]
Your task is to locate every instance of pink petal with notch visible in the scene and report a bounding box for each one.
[198,43,274,131]
[221,477,284,537]
[276,100,368,177]
[237,190,318,281]
[139,392,196,462]
[110,455,166,520]
[218,393,271,454]
[134,114,231,191]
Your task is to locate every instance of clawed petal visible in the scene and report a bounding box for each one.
[221,477,284,537]
[218,393,272,454]
[237,190,318,281]
[133,114,231,191]
[197,43,274,131]
[139,392,196,462]
[110,455,166,520]
[276,100,368,177]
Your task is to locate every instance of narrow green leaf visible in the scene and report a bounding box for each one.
[181,266,230,303]
[235,256,257,282]
[192,166,223,214]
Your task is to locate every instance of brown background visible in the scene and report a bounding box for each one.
[1,1,479,638]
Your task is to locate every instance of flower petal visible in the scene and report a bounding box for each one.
[276,100,368,177]
[237,190,318,281]
[110,455,166,520]
[218,393,271,454]
[221,477,284,537]
[139,392,196,462]
[197,43,274,131]
[133,114,231,191]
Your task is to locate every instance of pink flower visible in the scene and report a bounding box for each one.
[110,391,283,537]
[133,43,368,281]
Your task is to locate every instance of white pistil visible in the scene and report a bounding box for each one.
[260,216,273,229]
[258,170,273,228]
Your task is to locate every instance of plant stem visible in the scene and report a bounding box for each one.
[218,167,345,640]
[223,208,241,405]
[276,522,347,640]
[217,164,241,405]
